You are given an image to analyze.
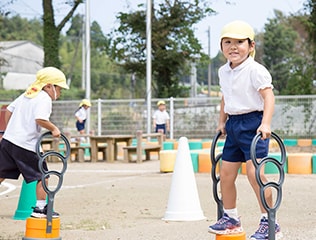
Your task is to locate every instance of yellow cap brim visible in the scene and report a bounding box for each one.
[55,82,69,89]
[221,33,252,40]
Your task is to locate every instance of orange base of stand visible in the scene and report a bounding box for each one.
[23,217,61,240]
[216,231,246,240]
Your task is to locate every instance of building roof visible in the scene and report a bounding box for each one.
[0,40,43,74]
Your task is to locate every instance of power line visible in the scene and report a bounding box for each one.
[5,0,41,18]
[19,0,41,15]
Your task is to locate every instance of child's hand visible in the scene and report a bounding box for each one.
[257,124,271,139]
[51,128,61,138]
[216,124,226,136]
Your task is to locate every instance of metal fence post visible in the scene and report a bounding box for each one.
[97,98,102,136]
[170,97,174,140]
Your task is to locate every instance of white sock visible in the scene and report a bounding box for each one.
[261,213,268,219]
[224,208,239,221]
[261,213,279,224]
[36,200,46,209]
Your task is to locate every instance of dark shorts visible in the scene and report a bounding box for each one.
[155,124,166,134]
[76,120,86,131]
[0,139,47,183]
[222,111,269,163]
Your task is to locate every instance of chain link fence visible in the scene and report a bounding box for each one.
[1,95,316,139]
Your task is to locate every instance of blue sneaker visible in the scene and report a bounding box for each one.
[250,217,283,240]
[208,213,243,235]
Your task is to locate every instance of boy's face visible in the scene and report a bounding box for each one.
[45,84,62,100]
[221,37,255,68]
[158,104,165,111]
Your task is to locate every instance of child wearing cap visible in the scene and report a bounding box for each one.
[0,67,69,218]
[208,21,282,240]
[153,101,170,135]
[75,99,91,135]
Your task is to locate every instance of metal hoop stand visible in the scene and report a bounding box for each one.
[35,132,70,234]
[22,132,70,240]
[210,131,224,220]
[250,132,286,240]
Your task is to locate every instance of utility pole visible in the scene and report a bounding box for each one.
[146,0,152,135]
[207,26,211,96]
[85,0,91,134]
[82,15,86,90]
[190,61,197,98]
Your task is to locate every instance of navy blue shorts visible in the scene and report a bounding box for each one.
[222,111,269,162]
[76,120,86,131]
[0,139,47,183]
[156,124,166,134]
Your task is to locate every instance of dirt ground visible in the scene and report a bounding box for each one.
[1,147,316,240]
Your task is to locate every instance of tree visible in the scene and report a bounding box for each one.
[61,14,129,98]
[90,21,130,99]
[59,14,84,88]
[0,0,14,16]
[283,13,314,95]
[42,0,83,67]
[0,15,43,44]
[109,0,215,98]
[0,0,82,68]
[303,0,316,81]
[0,15,43,73]
[262,11,298,94]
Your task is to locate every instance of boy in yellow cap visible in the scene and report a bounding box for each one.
[0,67,69,218]
[208,21,282,239]
[153,100,170,135]
[75,99,91,135]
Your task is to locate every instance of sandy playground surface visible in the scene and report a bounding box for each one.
[1,150,316,240]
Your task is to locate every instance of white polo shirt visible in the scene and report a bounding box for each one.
[153,110,170,124]
[4,91,52,152]
[75,107,87,121]
[219,57,273,115]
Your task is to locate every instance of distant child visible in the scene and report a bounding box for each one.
[75,99,91,135]
[208,20,282,240]
[153,100,170,134]
[0,67,69,218]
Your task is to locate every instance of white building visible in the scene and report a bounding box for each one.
[0,40,43,90]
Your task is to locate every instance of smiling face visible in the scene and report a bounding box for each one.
[221,37,255,68]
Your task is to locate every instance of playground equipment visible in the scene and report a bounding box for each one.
[250,132,286,240]
[210,131,224,221]
[210,131,286,240]
[22,132,70,240]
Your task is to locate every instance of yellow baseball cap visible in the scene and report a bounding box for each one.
[25,67,69,98]
[221,20,255,40]
[220,20,255,57]
[157,100,166,106]
[79,99,92,107]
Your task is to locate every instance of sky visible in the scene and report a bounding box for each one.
[7,0,306,57]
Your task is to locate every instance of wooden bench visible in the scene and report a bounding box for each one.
[69,145,90,162]
[68,143,107,162]
[64,134,107,162]
[123,131,163,163]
